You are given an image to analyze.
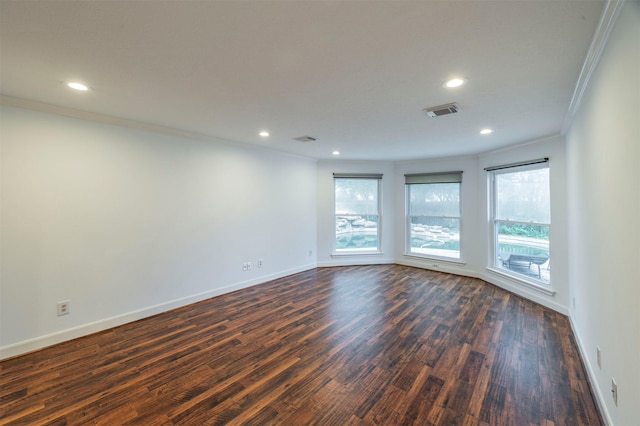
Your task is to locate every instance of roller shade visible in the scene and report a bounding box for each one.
[333,173,383,179]
[404,171,462,184]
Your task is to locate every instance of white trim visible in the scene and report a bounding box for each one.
[321,259,566,314]
[396,258,475,278]
[0,263,316,360]
[317,258,395,267]
[477,134,561,158]
[1,260,568,360]
[569,315,611,425]
[403,253,466,266]
[397,153,479,167]
[562,0,627,133]
[482,268,564,314]
[485,267,554,296]
[332,251,385,257]
[487,266,556,296]
[322,255,565,313]
[0,95,317,163]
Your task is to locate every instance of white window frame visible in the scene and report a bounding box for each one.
[404,172,463,262]
[487,159,552,289]
[333,173,383,255]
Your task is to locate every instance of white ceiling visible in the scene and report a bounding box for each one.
[0,0,605,161]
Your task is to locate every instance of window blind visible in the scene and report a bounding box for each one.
[404,171,462,184]
[333,173,383,179]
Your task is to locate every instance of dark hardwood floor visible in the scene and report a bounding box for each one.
[0,265,602,425]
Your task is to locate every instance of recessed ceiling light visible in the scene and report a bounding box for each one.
[480,128,494,135]
[443,78,467,88]
[66,81,89,91]
[332,150,340,156]
[259,131,270,137]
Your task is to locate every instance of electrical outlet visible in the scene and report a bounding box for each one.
[597,346,602,369]
[242,262,248,271]
[258,259,263,268]
[57,301,70,316]
[247,261,252,271]
[308,249,313,256]
[611,378,618,406]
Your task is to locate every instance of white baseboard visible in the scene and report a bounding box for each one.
[0,263,317,360]
[320,257,568,315]
[568,315,612,425]
[480,270,568,315]
[0,260,570,360]
[395,258,479,279]
[317,258,395,267]
[1,259,607,425]
[394,259,567,313]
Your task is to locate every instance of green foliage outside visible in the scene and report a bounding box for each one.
[498,223,549,239]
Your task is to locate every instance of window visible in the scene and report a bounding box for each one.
[334,173,382,253]
[405,172,462,260]
[488,159,550,284]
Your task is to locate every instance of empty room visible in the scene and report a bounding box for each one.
[1,0,638,425]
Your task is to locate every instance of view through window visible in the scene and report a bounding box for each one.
[489,162,550,284]
[334,174,381,253]
[406,172,462,260]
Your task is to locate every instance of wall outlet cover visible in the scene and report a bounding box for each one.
[57,301,70,316]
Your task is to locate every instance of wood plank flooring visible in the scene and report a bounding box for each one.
[0,265,602,425]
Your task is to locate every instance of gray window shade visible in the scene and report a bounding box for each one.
[404,171,462,184]
[333,173,383,179]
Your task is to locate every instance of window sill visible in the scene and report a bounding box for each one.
[332,251,384,257]
[486,267,555,296]
[403,253,466,266]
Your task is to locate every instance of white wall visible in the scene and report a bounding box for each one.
[316,160,396,266]
[565,1,640,424]
[0,105,318,358]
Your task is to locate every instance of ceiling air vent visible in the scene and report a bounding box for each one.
[293,136,317,142]
[423,102,460,117]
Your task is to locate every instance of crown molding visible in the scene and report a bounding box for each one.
[562,0,627,134]
[0,95,317,163]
